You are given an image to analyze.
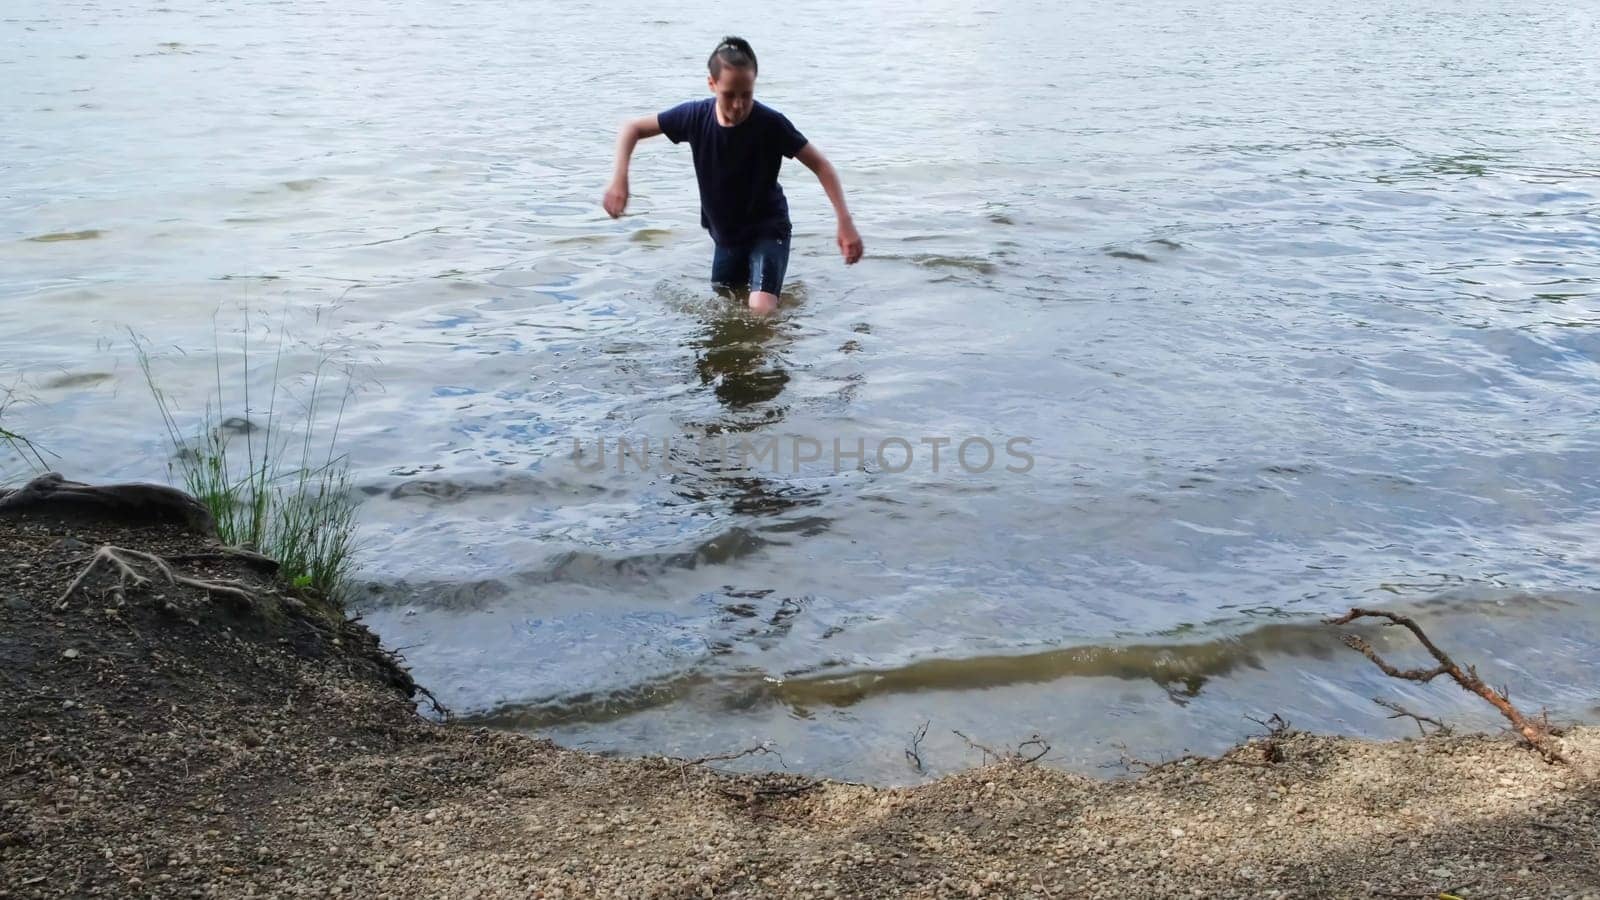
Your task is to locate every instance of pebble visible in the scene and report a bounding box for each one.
[62,648,81,660]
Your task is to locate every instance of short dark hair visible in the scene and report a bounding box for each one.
[708,36,757,78]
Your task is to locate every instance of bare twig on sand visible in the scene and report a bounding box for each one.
[669,744,785,788]
[1245,713,1291,764]
[1106,742,1156,772]
[713,780,822,803]
[676,744,782,770]
[1372,697,1451,737]
[59,545,256,608]
[1327,607,1563,763]
[1109,733,1280,773]
[905,720,930,773]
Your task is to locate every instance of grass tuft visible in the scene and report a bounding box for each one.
[0,382,51,478]
[133,309,360,605]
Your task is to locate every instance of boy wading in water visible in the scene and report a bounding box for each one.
[603,37,863,315]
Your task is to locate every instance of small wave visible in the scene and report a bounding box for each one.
[38,371,112,390]
[369,474,616,503]
[25,229,103,243]
[912,254,998,274]
[361,527,772,609]
[1106,249,1157,262]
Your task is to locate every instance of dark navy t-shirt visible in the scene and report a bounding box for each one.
[657,98,808,247]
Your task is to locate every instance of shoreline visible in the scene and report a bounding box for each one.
[2,489,1597,898]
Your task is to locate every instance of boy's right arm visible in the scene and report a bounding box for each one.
[603,115,663,218]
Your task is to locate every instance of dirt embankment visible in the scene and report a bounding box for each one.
[2,493,1598,899]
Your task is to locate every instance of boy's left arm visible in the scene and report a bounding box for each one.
[795,144,863,265]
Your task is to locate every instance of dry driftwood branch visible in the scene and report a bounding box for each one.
[1372,697,1451,737]
[1327,607,1563,763]
[60,545,256,608]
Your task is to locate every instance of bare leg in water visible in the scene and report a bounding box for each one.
[748,291,779,315]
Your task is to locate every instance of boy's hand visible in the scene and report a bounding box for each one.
[603,180,629,218]
[837,219,863,265]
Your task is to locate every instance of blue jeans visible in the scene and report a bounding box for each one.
[711,234,791,295]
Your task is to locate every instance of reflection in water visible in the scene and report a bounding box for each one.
[692,301,792,411]
[674,301,816,519]
[675,300,831,653]
[467,591,1591,731]
[470,609,1352,728]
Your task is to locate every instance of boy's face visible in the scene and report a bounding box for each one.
[707,65,756,126]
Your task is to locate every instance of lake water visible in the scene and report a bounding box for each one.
[4,0,1600,782]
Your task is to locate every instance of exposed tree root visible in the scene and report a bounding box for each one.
[1328,607,1563,763]
[161,546,280,574]
[59,545,257,609]
[375,645,451,720]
